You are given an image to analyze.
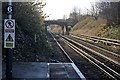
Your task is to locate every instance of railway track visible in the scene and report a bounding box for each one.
[49,32,73,63]
[49,32,110,79]
[48,32,86,80]
[48,32,120,79]
[68,35,120,67]
[46,32,71,63]
[71,34,120,46]
[70,34,120,56]
[68,35,120,73]
[60,34,120,80]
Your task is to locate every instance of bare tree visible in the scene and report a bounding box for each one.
[68,7,81,25]
[63,14,67,20]
[97,0,120,25]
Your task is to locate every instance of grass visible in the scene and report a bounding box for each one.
[70,16,120,49]
[70,34,93,42]
[70,16,120,40]
[71,17,105,36]
[98,25,120,40]
[50,25,63,34]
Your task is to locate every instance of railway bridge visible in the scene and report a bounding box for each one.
[44,19,74,34]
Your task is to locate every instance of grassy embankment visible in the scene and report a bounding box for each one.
[70,16,120,50]
[70,16,120,40]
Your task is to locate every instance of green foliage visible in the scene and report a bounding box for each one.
[2,2,47,56]
[98,25,120,40]
[70,15,120,40]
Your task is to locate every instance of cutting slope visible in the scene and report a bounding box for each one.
[70,16,120,40]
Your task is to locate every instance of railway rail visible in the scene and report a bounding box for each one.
[49,32,86,80]
[69,35,120,66]
[60,34,120,80]
[71,34,120,46]
[49,32,103,79]
[49,32,73,63]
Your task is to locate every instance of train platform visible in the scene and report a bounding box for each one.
[3,62,86,79]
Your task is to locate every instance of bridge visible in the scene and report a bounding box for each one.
[44,19,74,26]
[44,19,74,34]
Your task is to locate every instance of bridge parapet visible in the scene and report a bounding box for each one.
[44,19,74,35]
[44,19,74,27]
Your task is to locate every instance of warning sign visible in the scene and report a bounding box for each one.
[5,20,14,28]
[6,43,13,47]
[6,34,13,41]
[4,19,15,48]
[5,29,14,33]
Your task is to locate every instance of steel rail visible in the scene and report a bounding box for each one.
[49,32,74,63]
[63,39,117,79]
[71,34,120,46]
[61,37,120,79]
[70,34,120,62]
[49,32,86,80]
[61,35,120,66]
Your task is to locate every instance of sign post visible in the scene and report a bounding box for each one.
[4,19,15,48]
[4,0,15,79]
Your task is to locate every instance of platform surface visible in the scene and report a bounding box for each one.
[4,62,86,80]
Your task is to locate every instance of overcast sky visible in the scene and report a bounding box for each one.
[43,0,95,20]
